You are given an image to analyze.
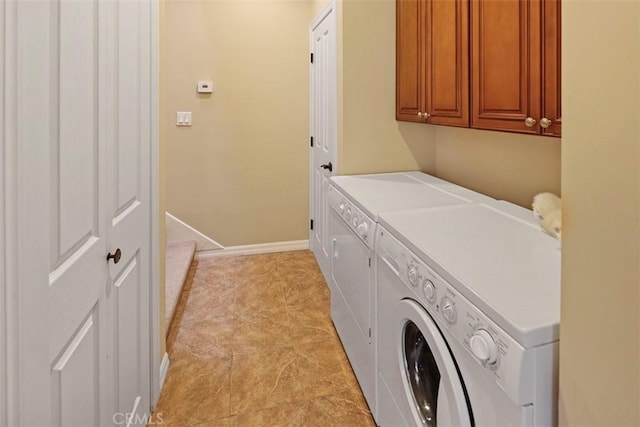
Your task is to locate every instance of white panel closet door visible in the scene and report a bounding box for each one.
[10,0,153,425]
[106,0,152,424]
[48,1,108,425]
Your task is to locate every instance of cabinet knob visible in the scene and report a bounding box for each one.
[524,117,537,127]
[540,117,552,128]
[417,112,423,118]
[423,112,430,120]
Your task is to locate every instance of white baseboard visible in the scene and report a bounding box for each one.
[196,240,309,259]
[158,352,170,391]
[165,212,224,251]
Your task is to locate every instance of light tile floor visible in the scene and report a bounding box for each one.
[153,250,376,426]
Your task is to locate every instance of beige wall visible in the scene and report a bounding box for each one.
[339,0,436,175]
[162,0,560,250]
[163,0,316,247]
[559,1,640,425]
[435,127,561,207]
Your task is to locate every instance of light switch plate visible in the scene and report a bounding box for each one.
[177,111,192,126]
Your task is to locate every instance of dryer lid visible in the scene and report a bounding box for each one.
[330,172,478,220]
[379,203,561,348]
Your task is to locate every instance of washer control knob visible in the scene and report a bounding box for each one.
[352,215,359,227]
[356,222,369,239]
[339,203,345,214]
[441,297,456,324]
[423,279,436,303]
[470,329,498,364]
[407,265,419,286]
[345,207,352,221]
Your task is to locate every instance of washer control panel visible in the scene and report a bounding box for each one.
[376,225,532,404]
[328,185,375,248]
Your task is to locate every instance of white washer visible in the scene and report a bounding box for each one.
[376,202,561,426]
[327,172,494,421]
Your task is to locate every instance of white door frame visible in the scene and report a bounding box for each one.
[2,1,19,425]
[149,0,164,409]
[0,0,161,422]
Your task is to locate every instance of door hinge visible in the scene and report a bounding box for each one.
[310,136,314,147]
[368,258,372,268]
[369,328,372,338]
[310,219,314,230]
[310,52,314,63]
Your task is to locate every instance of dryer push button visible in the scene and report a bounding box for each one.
[407,265,419,286]
[423,279,436,302]
[441,297,456,324]
[470,329,498,364]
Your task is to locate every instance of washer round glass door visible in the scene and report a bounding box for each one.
[397,298,472,427]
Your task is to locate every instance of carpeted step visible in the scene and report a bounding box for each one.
[165,240,196,335]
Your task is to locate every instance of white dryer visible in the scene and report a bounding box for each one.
[327,172,494,421]
[376,202,561,426]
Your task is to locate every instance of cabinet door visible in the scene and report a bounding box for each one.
[396,0,424,122]
[424,0,469,126]
[471,0,541,134]
[542,0,561,137]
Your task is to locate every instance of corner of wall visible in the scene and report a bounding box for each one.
[339,0,435,175]
[559,1,640,425]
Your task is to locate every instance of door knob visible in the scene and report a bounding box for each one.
[540,117,552,128]
[524,117,537,127]
[320,162,333,172]
[107,248,122,264]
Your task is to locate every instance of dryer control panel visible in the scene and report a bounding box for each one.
[376,225,538,407]
[329,185,375,249]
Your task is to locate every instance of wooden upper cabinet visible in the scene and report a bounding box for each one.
[542,0,561,137]
[397,0,560,137]
[471,0,541,134]
[397,0,423,123]
[471,0,561,137]
[397,0,469,126]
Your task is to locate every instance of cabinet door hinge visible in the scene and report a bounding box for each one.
[310,219,314,230]
[310,136,314,147]
[369,328,372,338]
[368,257,372,268]
[310,52,314,63]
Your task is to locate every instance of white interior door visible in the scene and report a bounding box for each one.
[47,1,110,424]
[106,1,152,425]
[6,1,154,425]
[309,0,337,280]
